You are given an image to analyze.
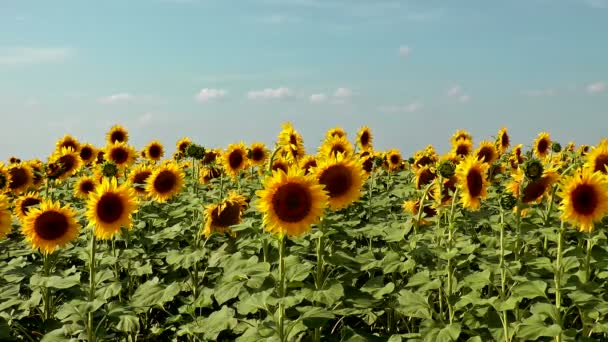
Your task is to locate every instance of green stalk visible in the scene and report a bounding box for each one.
[277,235,286,342]
[554,221,565,342]
[42,253,52,321]
[499,208,509,342]
[446,188,459,324]
[367,166,375,220]
[415,181,435,235]
[88,233,97,342]
[314,218,325,342]
[584,232,593,283]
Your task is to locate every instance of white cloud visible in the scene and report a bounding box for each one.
[587,81,606,94]
[458,95,471,103]
[0,47,72,66]
[195,88,227,103]
[310,93,327,103]
[379,102,423,113]
[334,87,352,98]
[247,87,293,100]
[447,85,462,97]
[447,85,471,103]
[523,89,556,97]
[97,93,134,104]
[398,46,411,58]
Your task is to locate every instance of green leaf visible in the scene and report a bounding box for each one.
[396,290,431,319]
[30,273,81,290]
[130,278,181,310]
[436,323,461,342]
[285,255,313,282]
[116,315,140,333]
[511,280,547,300]
[297,306,336,328]
[214,280,245,305]
[40,328,71,342]
[203,306,238,340]
[516,323,561,340]
[463,270,491,291]
[301,280,344,306]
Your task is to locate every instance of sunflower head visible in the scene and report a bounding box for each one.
[523,158,544,180]
[22,199,80,254]
[176,137,192,155]
[86,177,138,239]
[106,125,129,144]
[50,147,82,181]
[585,143,608,175]
[203,191,248,237]
[0,166,9,192]
[257,167,328,237]
[0,195,11,239]
[248,143,268,167]
[475,141,498,164]
[508,167,558,204]
[455,155,490,211]
[437,160,456,179]
[558,169,608,232]
[146,162,185,202]
[185,144,206,160]
[500,192,518,211]
[415,166,436,190]
[55,135,80,153]
[222,143,249,178]
[356,126,373,151]
[277,122,306,162]
[105,142,136,168]
[326,126,347,140]
[451,130,473,145]
[496,127,510,154]
[314,153,365,210]
[534,132,551,158]
[8,163,34,195]
[145,140,165,161]
[452,139,473,158]
[79,143,97,165]
[299,155,317,175]
[15,192,42,222]
[74,176,98,199]
[320,135,353,159]
[128,164,154,195]
[385,149,403,171]
[271,158,290,174]
[551,142,562,153]
[199,166,222,184]
[201,148,220,165]
[100,161,119,179]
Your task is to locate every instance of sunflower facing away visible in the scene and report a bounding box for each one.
[106,124,129,144]
[222,143,249,179]
[202,149,220,165]
[507,167,559,204]
[86,177,138,239]
[496,127,510,154]
[455,155,490,211]
[105,142,137,169]
[278,122,306,162]
[558,168,608,232]
[22,199,80,254]
[257,167,328,237]
[203,191,248,237]
[0,195,12,239]
[79,143,97,165]
[314,153,365,210]
[144,140,165,162]
[74,176,98,199]
[15,192,42,222]
[585,142,608,175]
[8,163,34,195]
[50,147,83,181]
[475,141,498,164]
[146,162,185,202]
[55,135,80,153]
[319,135,353,159]
[128,164,154,195]
[249,142,268,167]
[534,132,552,159]
[356,126,373,151]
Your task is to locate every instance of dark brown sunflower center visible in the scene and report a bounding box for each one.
[303,160,317,174]
[272,183,312,223]
[415,155,432,168]
[21,197,41,214]
[80,147,93,161]
[522,179,549,203]
[360,132,370,147]
[153,170,177,194]
[96,151,105,164]
[9,168,29,190]
[34,211,69,241]
[96,193,124,223]
[289,134,298,145]
[319,165,352,198]
[501,133,510,149]
[251,148,265,162]
[61,141,78,151]
[148,145,162,159]
[133,171,152,186]
[110,131,126,143]
[477,147,495,163]
[417,169,435,189]
[330,145,346,156]
[80,181,96,194]
[272,162,288,173]
[58,155,76,172]
[537,139,549,154]
[466,169,483,197]
[228,151,244,169]
[362,157,373,173]
[110,148,129,165]
[179,142,190,153]
[390,155,401,165]
[593,154,608,174]
[456,144,470,156]
[571,184,598,215]
[203,151,217,164]
[214,202,242,227]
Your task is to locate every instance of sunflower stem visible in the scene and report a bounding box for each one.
[313,217,325,342]
[42,253,52,321]
[446,188,459,325]
[554,220,565,342]
[543,185,557,227]
[367,165,375,221]
[499,207,510,342]
[584,232,593,283]
[88,233,97,342]
[277,235,286,342]
[415,181,435,235]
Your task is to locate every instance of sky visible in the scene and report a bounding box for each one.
[0,0,607,160]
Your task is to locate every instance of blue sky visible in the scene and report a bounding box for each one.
[1,0,606,160]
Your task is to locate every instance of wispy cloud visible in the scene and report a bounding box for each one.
[0,47,72,67]
[379,102,423,113]
[97,93,134,104]
[587,81,606,94]
[446,85,471,104]
[247,87,293,100]
[585,0,607,9]
[310,93,327,103]
[398,46,411,58]
[194,88,227,103]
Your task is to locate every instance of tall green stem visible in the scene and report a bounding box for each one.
[554,221,565,342]
[499,208,509,342]
[88,234,97,342]
[446,188,459,324]
[314,218,325,342]
[277,235,286,342]
[584,232,593,283]
[43,253,52,321]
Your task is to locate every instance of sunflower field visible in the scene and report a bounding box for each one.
[2,124,608,342]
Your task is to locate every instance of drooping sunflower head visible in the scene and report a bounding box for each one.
[79,143,97,165]
[86,177,138,239]
[22,199,80,255]
[8,163,34,195]
[299,155,317,175]
[14,192,42,222]
[256,167,328,237]
[412,148,439,170]
[222,143,249,178]
[106,125,129,144]
[271,158,290,174]
[199,166,222,184]
[55,135,80,153]
[451,129,473,145]
[496,127,510,154]
[248,143,268,167]
[558,169,608,232]
[455,155,490,211]
[74,176,98,199]
[578,145,590,156]
[202,148,221,165]
[507,167,559,204]
[314,153,365,211]
[415,166,436,190]
[431,175,458,207]
[534,132,552,158]
[277,122,306,162]
[144,140,165,161]
[146,162,185,203]
[319,135,353,159]
[202,191,248,237]
[96,150,106,165]
[128,164,154,196]
[452,139,473,158]
[585,143,608,175]
[356,126,373,151]
[105,142,136,169]
[50,147,83,181]
[0,195,11,239]
[475,141,498,164]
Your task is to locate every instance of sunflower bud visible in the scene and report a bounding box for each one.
[186,144,206,160]
[407,157,415,165]
[437,160,456,178]
[101,161,119,178]
[551,142,562,153]
[500,192,517,211]
[522,158,543,180]
[373,156,384,168]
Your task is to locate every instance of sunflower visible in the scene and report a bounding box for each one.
[14,192,42,222]
[144,140,164,162]
[415,166,436,190]
[257,167,328,237]
[496,127,510,154]
[413,147,438,170]
[455,155,490,211]
[79,143,97,165]
[222,143,249,179]
[22,199,80,254]
[27,160,44,188]
[277,122,306,162]
[106,124,129,144]
[319,136,353,159]
[202,191,248,237]
[128,164,154,195]
[50,147,83,181]
[146,162,185,202]
[299,155,317,175]
[356,126,373,151]
[271,158,290,174]
[507,167,559,204]
[385,149,403,171]
[86,177,138,239]
[579,145,590,156]
[8,163,34,195]
[55,135,80,153]
[74,176,98,199]
[451,130,473,145]
[9,156,20,164]
[249,143,268,167]
[105,142,137,169]
[431,175,458,206]
[202,149,220,165]
[558,169,608,232]
[0,164,10,193]
[199,166,222,184]
[585,143,608,175]
[326,127,347,140]
[314,153,364,210]
[176,137,192,155]
[475,141,498,164]
[96,150,106,165]
[534,132,551,159]
[0,195,12,239]
[452,139,473,158]
[403,199,437,224]
[565,142,576,153]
